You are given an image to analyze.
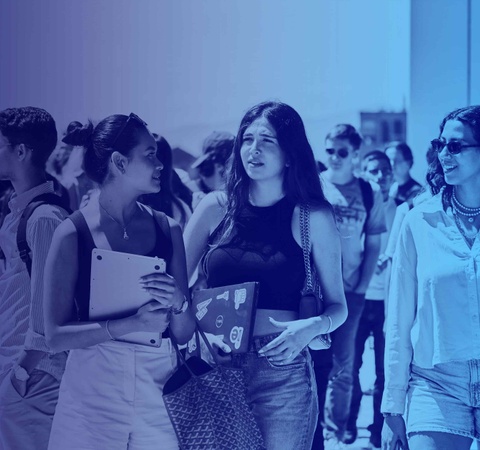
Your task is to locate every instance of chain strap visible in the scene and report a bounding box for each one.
[300,203,314,292]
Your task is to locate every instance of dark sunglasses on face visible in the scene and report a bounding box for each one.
[111,112,148,149]
[326,147,349,159]
[431,138,480,155]
[367,168,392,177]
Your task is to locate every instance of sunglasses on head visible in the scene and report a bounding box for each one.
[326,147,349,159]
[111,113,148,149]
[431,138,480,155]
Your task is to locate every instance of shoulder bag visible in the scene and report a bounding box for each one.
[299,203,332,350]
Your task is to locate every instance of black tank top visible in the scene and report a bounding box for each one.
[204,196,305,311]
[69,207,173,327]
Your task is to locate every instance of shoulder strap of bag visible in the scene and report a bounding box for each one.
[17,193,72,277]
[358,178,374,234]
[68,210,97,250]
[152,209,172,242]
[299,203,314,293]
[170,328,220,378]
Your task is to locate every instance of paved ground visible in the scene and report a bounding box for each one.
[347,337,479,450]
[342,336,380,450]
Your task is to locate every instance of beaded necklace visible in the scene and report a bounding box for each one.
[451,189,480,223]
[450,189,480,247]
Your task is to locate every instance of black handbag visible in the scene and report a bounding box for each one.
[163,329,265,450]
[298,203,332,350]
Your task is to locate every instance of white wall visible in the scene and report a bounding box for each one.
[0,0,409,160]
[409,0,479,182]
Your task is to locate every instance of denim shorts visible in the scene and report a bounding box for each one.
[407,360,480,440]
[231,333,318,450]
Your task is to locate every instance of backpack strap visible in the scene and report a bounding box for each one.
[358,178,374,235]
[68,210,97,251]
[152,209,172,245]
[17,193,72,277]
[151,208,173,265]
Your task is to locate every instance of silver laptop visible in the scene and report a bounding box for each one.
[89,248,166,347]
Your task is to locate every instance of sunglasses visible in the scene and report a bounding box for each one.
[326,147,349,159]
[431,138,480,155]
[111,112,148,149]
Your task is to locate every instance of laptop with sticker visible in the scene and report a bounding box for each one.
[187,281,259,354]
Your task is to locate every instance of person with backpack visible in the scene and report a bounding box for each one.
[346,151,397,448]
[0,107,71,449]
[43,113,195,450]
[314,124,386,450]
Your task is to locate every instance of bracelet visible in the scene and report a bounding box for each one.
[105,320,115,340]
[383,412,402,417]
[323,314,333,333]
[171,295,188,315]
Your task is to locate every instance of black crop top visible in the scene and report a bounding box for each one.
[69,207,173,324]
[204,196,305,311]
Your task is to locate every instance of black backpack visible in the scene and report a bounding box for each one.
[15,193,71,277]
[358,178,374,234]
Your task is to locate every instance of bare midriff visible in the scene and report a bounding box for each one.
[253,308,299,336]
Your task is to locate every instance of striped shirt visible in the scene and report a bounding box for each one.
[0,181,68,381]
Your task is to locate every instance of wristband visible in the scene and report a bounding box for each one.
[172,295,188,315]
[105,320,115,340]
[321,314,333,333]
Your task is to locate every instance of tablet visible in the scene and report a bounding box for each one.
[89,248,167,347]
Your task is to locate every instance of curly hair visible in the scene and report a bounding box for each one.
[426,105,480,197]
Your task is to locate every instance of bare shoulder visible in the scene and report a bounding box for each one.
[198,190,227,210]
[192,191,226,225]
[292,203,337,246]
[50,215,79,255]
[53,215,78,239]
[310,204,337,232]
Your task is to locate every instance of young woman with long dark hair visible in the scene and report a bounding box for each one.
[184,101,347,450]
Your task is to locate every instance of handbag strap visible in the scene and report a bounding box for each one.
[300,203,314,292]
[170,327,223,378]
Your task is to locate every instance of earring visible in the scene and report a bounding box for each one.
[120,167,125,174]
[285,162,290,167]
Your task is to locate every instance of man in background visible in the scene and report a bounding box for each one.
[0,107,69,449]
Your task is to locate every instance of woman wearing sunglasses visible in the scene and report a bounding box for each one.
[184,101,347,449]
[382,105,480,450]
[43,113,195,449]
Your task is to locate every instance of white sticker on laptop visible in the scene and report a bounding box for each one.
[230,326,244,350]
[234,289,247,310]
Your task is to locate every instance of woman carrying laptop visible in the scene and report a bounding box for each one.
[44,113,195,450]
[184,101,348,449]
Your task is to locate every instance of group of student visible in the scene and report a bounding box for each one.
[0,101,479,450]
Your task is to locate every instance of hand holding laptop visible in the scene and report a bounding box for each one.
[139,272,186,311]
[130,300,171,333]
[90,249,176,346]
